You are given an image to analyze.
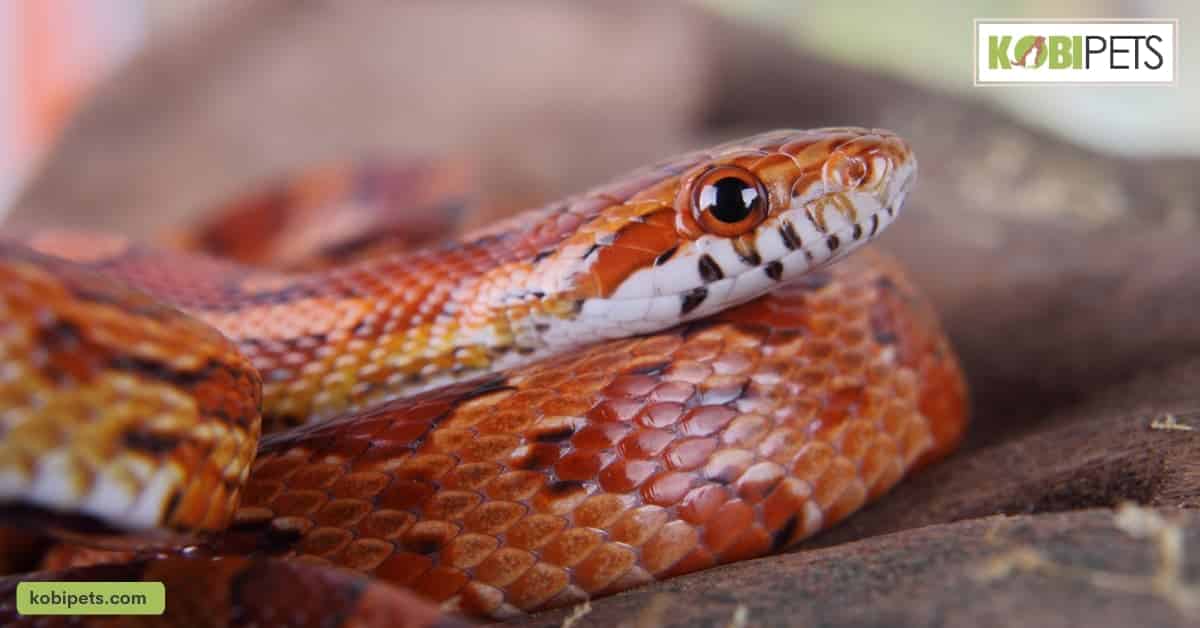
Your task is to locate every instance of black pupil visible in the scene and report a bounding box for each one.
[704,177,759,223]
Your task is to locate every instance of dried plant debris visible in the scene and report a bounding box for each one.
[976,503,1199,618]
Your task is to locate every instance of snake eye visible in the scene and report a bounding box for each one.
[691,166,768,237]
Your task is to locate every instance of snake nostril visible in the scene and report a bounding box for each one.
[824,153,867,191]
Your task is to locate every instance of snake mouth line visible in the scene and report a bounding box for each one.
[560,197,904,341]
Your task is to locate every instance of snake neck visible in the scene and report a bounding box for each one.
[25,128,917,430]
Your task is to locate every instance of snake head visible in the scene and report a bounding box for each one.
[529,128,916,344]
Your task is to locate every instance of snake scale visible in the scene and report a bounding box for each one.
[0,128,967,626]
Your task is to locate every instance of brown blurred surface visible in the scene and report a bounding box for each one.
[4,1,1200,626]
[507,508,1200,627]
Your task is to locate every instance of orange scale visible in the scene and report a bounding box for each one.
[663,437,718,471]
[617,428,673,459]
[411,565,470,603]
[531,482,590,515]
[375,479,436,511]
[659,544,716,580]
[329,470,391,499]
[572,493,635,529]
[641,520,701,576]
[573,543,638,593]
[621,353,681,376]
[701,499,755,554]
[372,550,435,587]
[561,372,614,396]
[823,478,868,526]
[269,489,328,518]
[898,418,934,464]
[811,457,859,511]
[625,176,679,203]
[447,388,517,421]
[797,367,831,390]
[536,396,592,418]
[648,381,695,404]
[598,458,658,493]
[573,422,638,451]
[825,379,868,414]
[553,450,604,482]
[891,369,920,403]
[422,490,483,521]
[680,405,737,437]
[457,434,520,462]
[357,509,415,540]
[239,478,284,507]
[753,425,811,463]
[734,461,787,502]
[441,533,501,569]
[507,442,563,471]
[710,350,756,376]
[631,334,684,357]
[401,520,460,555]
[506,562,571,612]
[424,428,476,452]
[636,402,684,429]
[573,351,634,378]
[587,397,642,423]
[284,462,344,491]
[810,413,851,445]
[791,442,836,484]
[440,461,502,491]
[250,455,308,481]
[697,377,748,405]
[539,527,605,567]
[461,501,527,535]
[394,453,457,482]
[292,555,333,569]
[760,476,813,534]
[602,374,659,399]
[663,360,713,385]
[312,498,372,529]
[837,325,869,347]
[860,437,903,498]
[296,525,353,558]
[495,390,555,414]
[484,470,546,502]
[715,524,772,564]
[641,471,696,507]
[608,505,669,546]
[673,340,724,362]
[458,582,506,618]
[702,448,755,485]
[677,484,729,524]
[721,415,770,449]
[352,441,415,470]
[339,537,396,571]
[473,547,537,588]
[880,402,916,436]
[839,419,880,463]
[505,514,567,551]
[513,369,570,390]
[732,392,781,417]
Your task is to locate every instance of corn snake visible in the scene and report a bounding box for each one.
[0,128,967,625]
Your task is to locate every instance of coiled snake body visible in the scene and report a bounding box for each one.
[0,128,967,625]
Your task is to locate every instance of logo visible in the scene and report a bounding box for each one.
[975,20,1177,84]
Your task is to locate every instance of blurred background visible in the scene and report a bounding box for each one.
[712,0,1198,155]
[1,0,1196,220]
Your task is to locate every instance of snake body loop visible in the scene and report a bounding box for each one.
[0,128,966,620]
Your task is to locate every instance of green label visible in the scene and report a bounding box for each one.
[16,582,165,615]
